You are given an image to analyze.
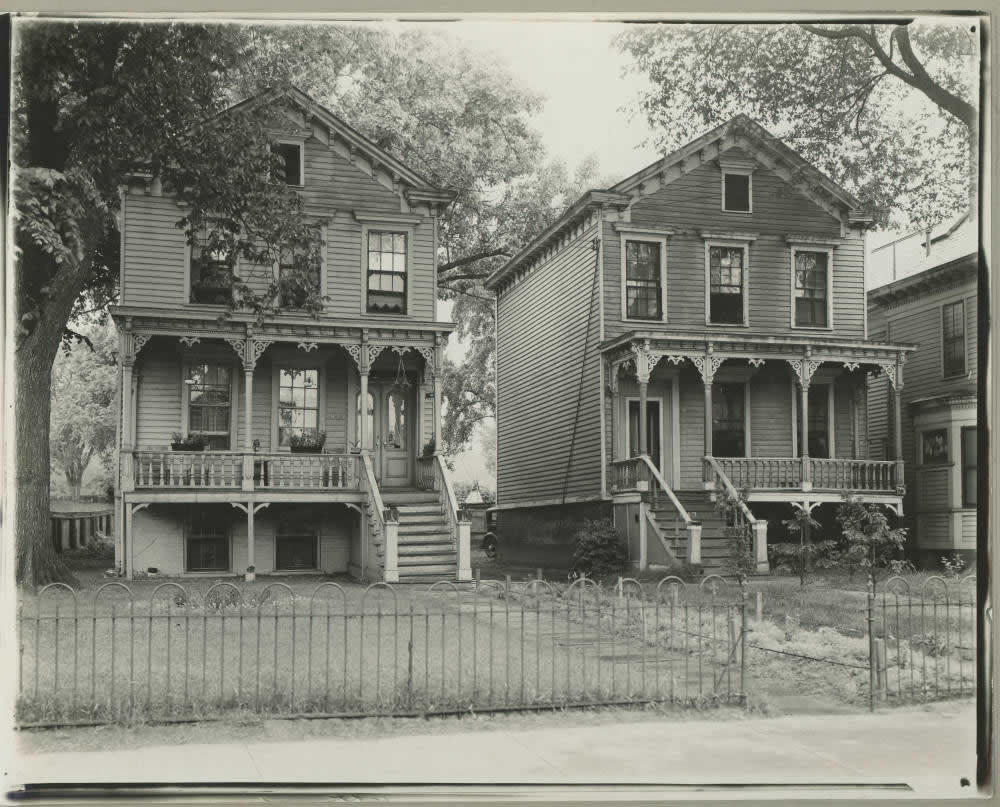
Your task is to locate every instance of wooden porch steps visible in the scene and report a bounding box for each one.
[380,490,458,583]
[649,490,739,575]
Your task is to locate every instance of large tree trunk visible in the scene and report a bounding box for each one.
[16,320,77,587]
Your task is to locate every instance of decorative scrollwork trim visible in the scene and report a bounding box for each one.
[297,341,319,353]
[178,336,201,348]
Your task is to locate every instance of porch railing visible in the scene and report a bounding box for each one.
[810,458,896,492]
[132,451,243,489]
[705,456,897,494]
[130,450,360,491]
[360,454,397,583]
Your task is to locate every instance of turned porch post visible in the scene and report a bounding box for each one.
[433,333,443,447]
[632,342,654,458]
[891,354,905,487]
[799,376,811,490]
[360,371,370,452]
[226,333,270,492]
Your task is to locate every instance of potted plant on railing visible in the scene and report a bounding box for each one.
[348,439,361,454]
[245,565,256,583]
[171,432,207,451]
[289,430,326,454]
[422,438,436,458]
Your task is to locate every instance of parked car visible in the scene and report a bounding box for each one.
[469,506,499,559]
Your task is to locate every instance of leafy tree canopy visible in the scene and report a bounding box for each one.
[617,20,979,229]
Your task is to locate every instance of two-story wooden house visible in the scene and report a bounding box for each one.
[111,86,471,583]
[867,212,978,567]
[485,116,914,574]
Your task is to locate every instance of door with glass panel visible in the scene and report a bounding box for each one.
[379,385,413,487]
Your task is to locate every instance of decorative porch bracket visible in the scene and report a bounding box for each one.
[225,333,274,491]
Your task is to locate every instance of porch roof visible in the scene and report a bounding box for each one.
[600,330,916,364]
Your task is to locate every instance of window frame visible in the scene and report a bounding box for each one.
[790,380,835,459]
[271,361,325,451]
[704,239,751,327]
[789,245,835,331]
[357,216,417,318]
[184,510,232,574]
[711,380,751,458]
[273,222,328,309]
[273,138,305,187]
[274,520,320,572]
[624,394,665,471]
[620,232,668,323]
[919,428,949,466]
[941,299,967,379]
[185,223,237,307]
[179,359,239,451]
[721,170,753,214]
[961,426,977,507]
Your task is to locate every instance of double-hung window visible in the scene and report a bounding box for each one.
[186,364,232,450]
[278,368,320,447]
[961,426,977,507]
[277,231,322,308]
[272,142,304,186]
[943,300,966,377]
[366,231,407,314]
[624,239,664,320]
[708,244,747,325]
[793,249,831,328]
[190,227,234,305]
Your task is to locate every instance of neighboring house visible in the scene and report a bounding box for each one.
[111,86,471,583]
[485,116,914,574]
[867,212,978,567]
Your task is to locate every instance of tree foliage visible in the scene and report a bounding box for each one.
[618,20,978,228]
[836,497,909,590]
[50,322,117,501]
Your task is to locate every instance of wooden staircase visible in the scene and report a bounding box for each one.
[663,490,737,575]
[380,488,458,583]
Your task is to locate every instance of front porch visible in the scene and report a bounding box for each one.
[113,315,470,583]
[603,332,914,573]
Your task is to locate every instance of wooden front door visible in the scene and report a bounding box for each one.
[627,397,663,471]
[372,383,413,487]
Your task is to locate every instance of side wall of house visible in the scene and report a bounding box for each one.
[604,146,865,341]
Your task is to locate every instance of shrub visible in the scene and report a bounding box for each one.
[570,518,627,580]
[63,533,115,563]
[940,552,968,578]
[714,482,755,581]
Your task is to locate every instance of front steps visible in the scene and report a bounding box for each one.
[657,490,742,575]
[380,488,458,583]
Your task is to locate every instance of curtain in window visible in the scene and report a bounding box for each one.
[367,231,407,313]
[709,246,744,324]
[625,241,662,319]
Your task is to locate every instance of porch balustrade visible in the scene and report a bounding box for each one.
[130,450,360,491]
[698,456,897,494]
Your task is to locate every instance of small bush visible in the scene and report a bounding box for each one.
[63,533,115,563]
[570,518,627,580]
[768,540,840,587]
[940,553,968,578]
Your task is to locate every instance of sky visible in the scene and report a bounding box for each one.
[428,22,660,490]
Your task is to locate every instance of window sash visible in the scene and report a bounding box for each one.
[708,245,745,324]
[712,383,746,457]
[723,173,750,211]
[794,251,829,327]
[943,301,966,376]
[367,231,407,313]
[187,364,232,448]
[625,240,662,319]
[961,426,977,506]
[278,368,320,446]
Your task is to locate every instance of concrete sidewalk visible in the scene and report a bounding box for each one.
[8,702,977,798]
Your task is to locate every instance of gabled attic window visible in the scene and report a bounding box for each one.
[272,142,304,186]
[723,173,751,212]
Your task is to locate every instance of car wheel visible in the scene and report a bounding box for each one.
[482,534,498,560]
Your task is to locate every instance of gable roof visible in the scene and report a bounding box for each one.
[486,115,869,292]
[215,84,455,205]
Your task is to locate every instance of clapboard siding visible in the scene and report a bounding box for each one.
[749,365,794,458]
[122,118,438,323]
[495,219,602,504]
[135,347,182,445]
[605,147,865,340]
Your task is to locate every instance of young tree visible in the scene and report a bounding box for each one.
[618,20,978,228]
[836,496,909,590]
[13,21,322,585]
[50,322,118,502]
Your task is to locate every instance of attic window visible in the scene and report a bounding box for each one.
[723,172,751,213]
[273,142,303,186]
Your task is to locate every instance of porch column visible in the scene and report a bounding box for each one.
[799,377,811,491]
[359,371,370,453]
[608,364,619,461]
[120,360,135,493]
[891,354,905,487]
[246,504,255,573]
[633,342,652,458]
[703,377,713,459]
[433,333,443,447]
[242,365,255,491]
[638,380,649,457]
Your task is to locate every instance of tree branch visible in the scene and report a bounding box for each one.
[437,247,511,274]
[892,25,976,128]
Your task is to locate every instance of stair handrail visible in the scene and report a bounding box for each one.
[432,453,464,539]
[638,455,695,525]
[704,455,759,526]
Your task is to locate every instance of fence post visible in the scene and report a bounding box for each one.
[867,588,876,712]
[456,514,472,582]
[686,523,702,565]
[874,638,887,699]
[383,521,399,584]
[755,591,763,623]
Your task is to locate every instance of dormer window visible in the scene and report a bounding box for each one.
[722,172,751,212]
[273,142,303,186]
